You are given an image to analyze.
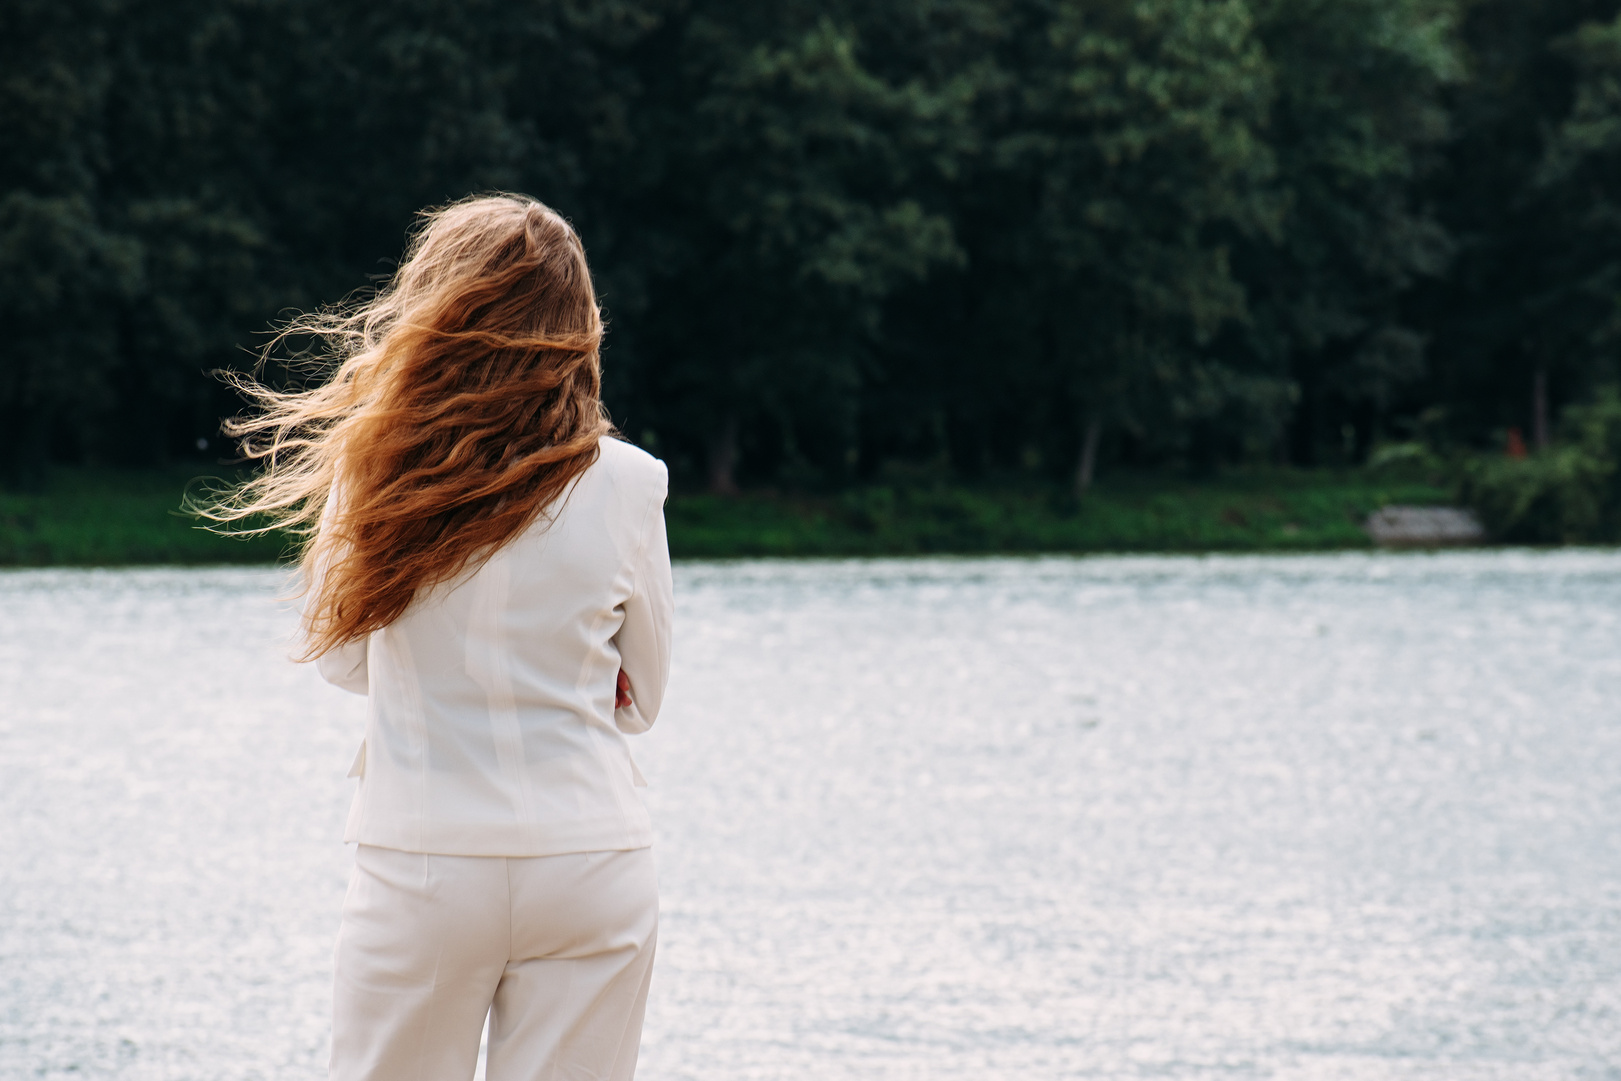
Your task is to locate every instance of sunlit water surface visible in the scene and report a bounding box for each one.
[2,552,1619,1080]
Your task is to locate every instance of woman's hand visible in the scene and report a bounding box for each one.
[615,669,633,710]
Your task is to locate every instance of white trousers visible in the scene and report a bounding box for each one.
[331,843,658,1081]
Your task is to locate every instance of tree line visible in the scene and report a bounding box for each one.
[5,0,1621,495]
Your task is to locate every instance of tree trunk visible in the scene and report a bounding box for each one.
[1075,411,1102,496]
[1532,366,1550,451]
[707,414,740,496]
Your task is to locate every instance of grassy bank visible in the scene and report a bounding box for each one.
[0,470,288,566]
[0,467,1454,567]
[668,471,1452,557]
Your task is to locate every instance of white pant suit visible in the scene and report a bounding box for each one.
[315,436,674,1081]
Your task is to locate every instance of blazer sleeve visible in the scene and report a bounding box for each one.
[613,466,673,735]
[309,479,370,696]
[316,635,370,696]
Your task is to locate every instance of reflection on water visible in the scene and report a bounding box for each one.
[2,552,1620,1080]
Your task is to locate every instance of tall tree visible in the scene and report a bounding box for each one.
[1413,0,1621,449]
[1243,0,1460,465]
[1532,10,1621,402]
[0,0,136,483]
[612,2,962,492]
[891,0,1281,489]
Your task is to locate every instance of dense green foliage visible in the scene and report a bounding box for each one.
[4,0,1621,502]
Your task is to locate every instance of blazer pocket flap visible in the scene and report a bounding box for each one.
[347,740,367,779]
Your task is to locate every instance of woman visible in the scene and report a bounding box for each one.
[200,194,672,1080]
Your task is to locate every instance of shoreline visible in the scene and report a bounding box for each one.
[0,467,1465,566]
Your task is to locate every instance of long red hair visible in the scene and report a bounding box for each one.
[195,194,612,659]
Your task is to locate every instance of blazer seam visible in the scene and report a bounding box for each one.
[626,471,666,602]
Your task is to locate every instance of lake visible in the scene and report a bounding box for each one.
[2,552,1619,1079]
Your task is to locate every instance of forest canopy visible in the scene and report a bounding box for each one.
[4,0,1621,494]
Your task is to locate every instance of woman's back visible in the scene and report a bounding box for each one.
[202,193,669,1080]
[321,435,672,857]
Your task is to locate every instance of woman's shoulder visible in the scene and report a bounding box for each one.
[595,435,668,496]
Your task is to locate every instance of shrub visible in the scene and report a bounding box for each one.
[1459,388,1621,543]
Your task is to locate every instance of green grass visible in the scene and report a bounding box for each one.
[0,466,1454,566]
[0,469,290,566]
[668,471,1454,558]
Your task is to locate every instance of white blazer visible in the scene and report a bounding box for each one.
[315,436,673,857]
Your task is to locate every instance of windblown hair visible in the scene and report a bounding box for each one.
[195,193,612,660]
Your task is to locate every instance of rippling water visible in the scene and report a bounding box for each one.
[2,552,1620,1080]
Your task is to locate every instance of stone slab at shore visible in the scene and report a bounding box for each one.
[1364,505,1486,547]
